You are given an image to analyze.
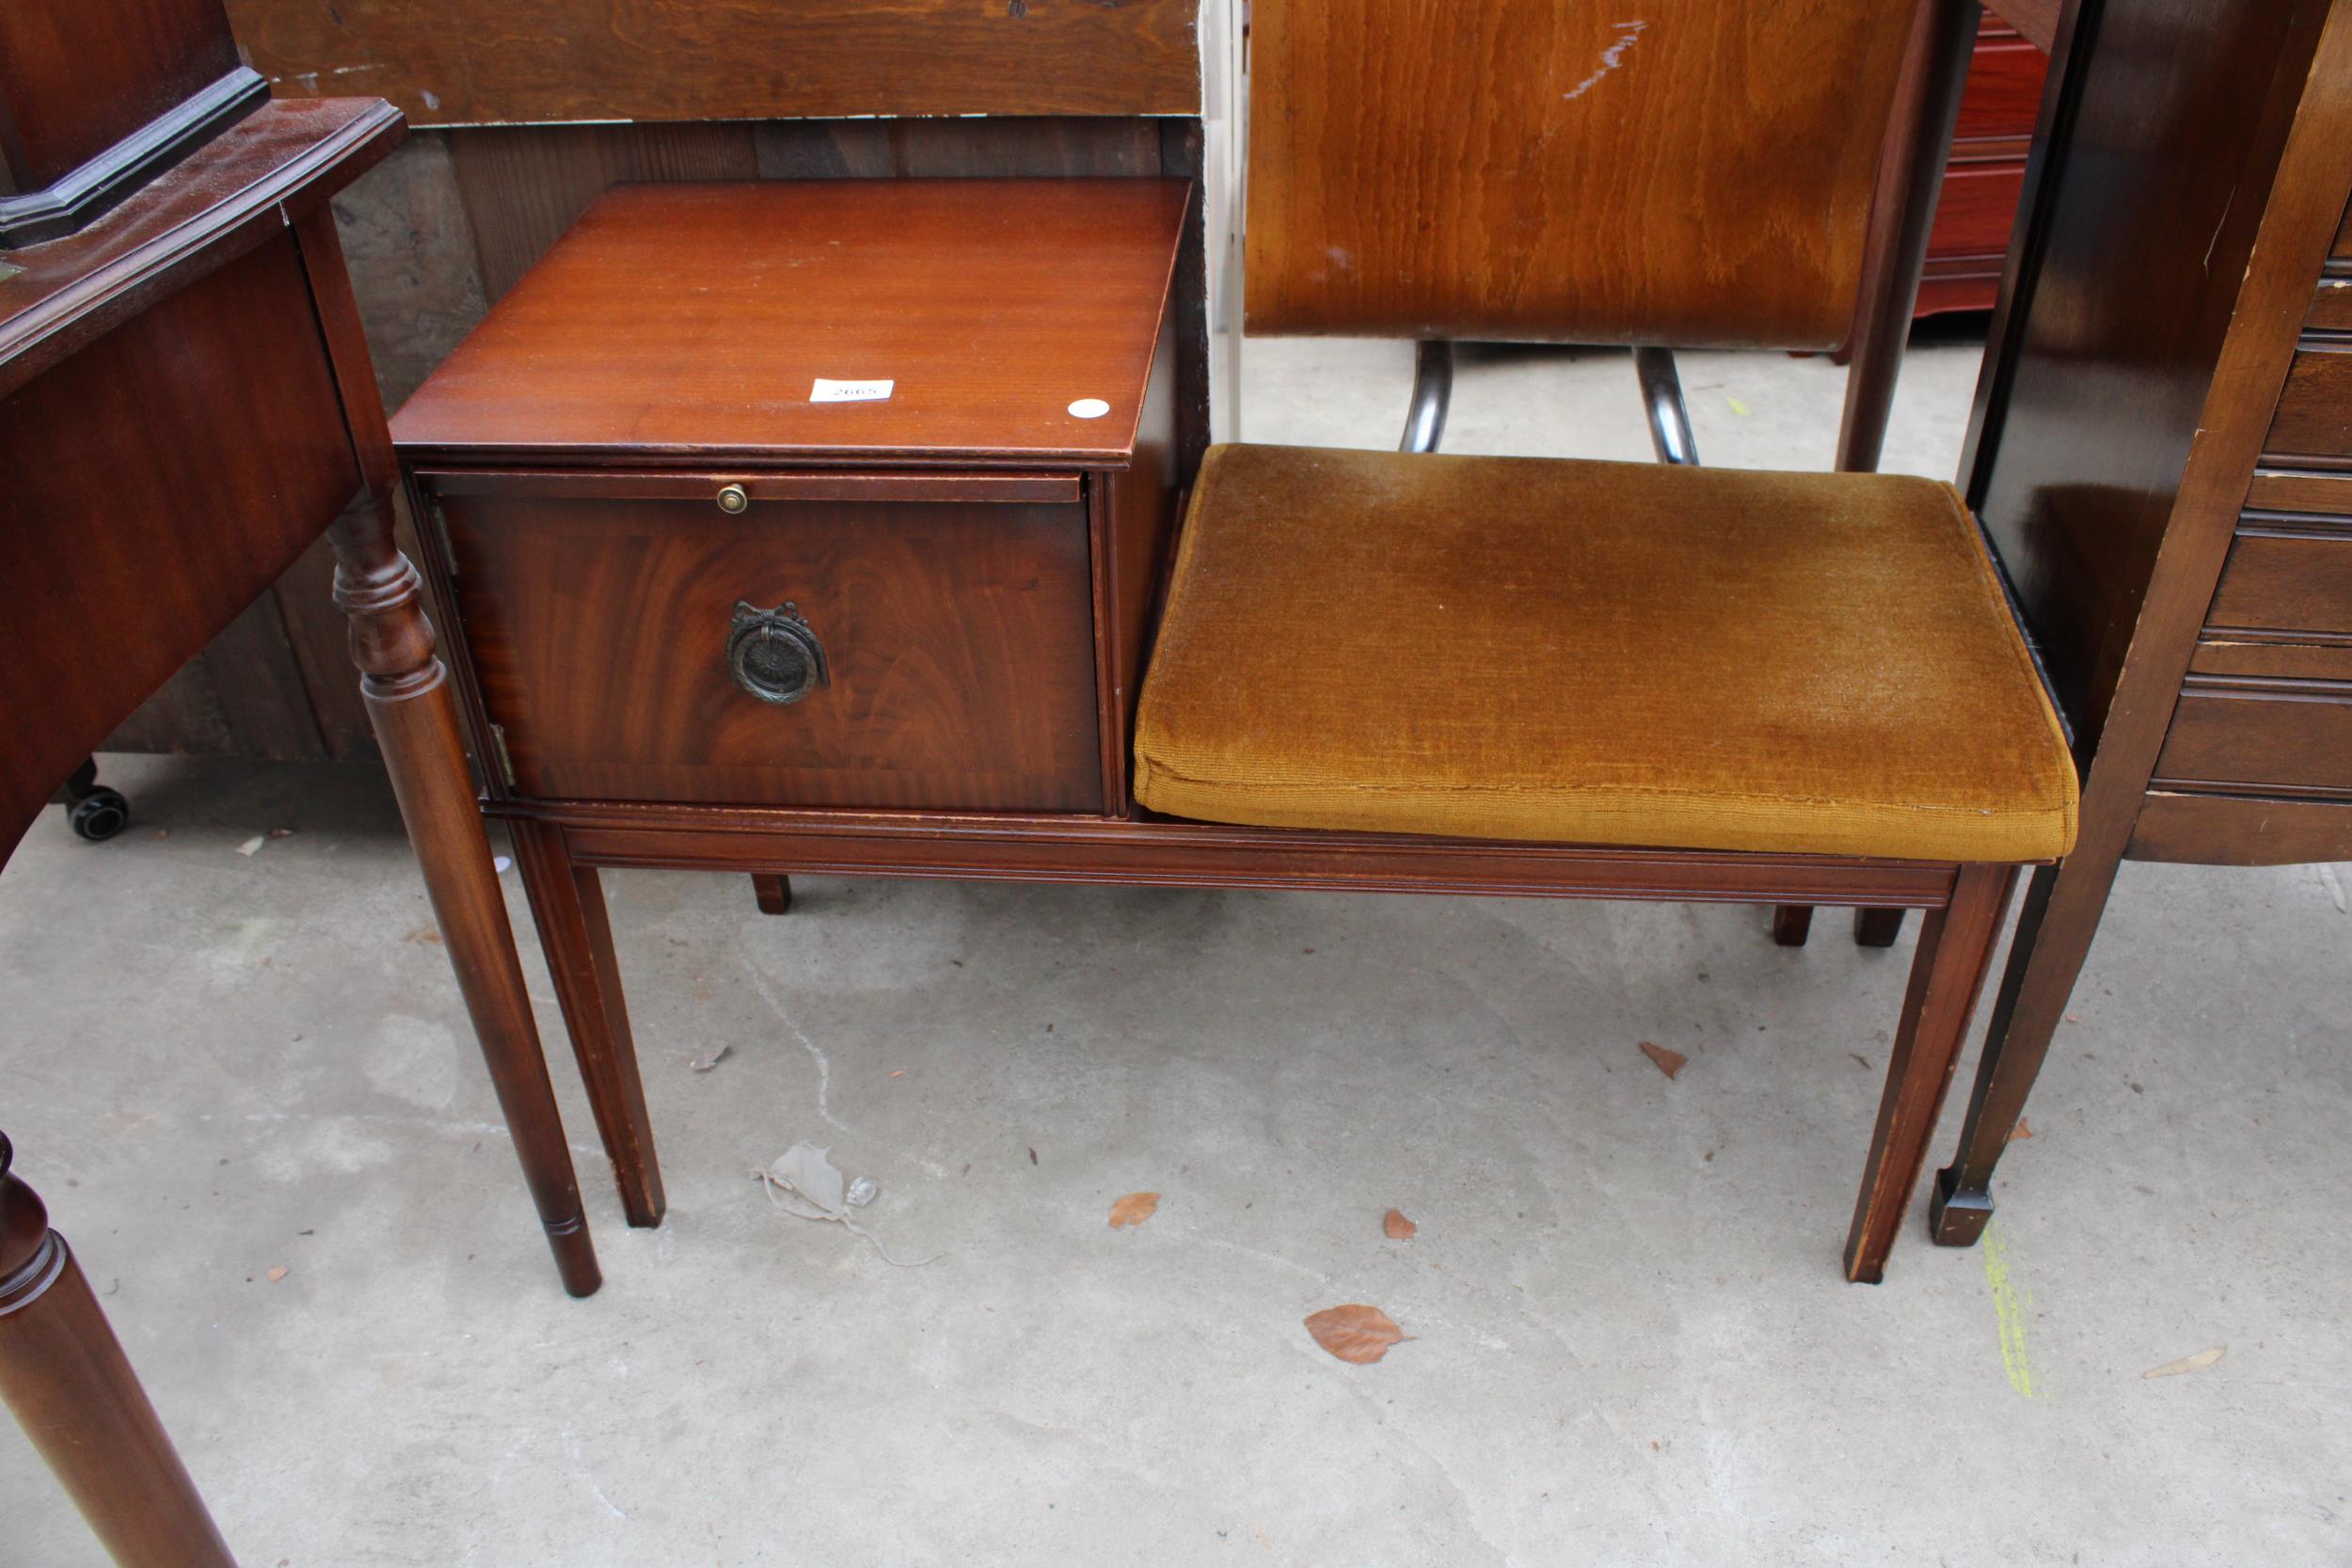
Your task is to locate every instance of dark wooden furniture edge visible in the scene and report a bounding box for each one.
[0,66,268,248]
[0,97,405,401]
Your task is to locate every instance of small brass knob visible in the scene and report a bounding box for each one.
[715,483,749,515]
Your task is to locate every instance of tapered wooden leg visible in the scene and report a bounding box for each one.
[1854,908,1907,947]
[292,206,597,1295]
[328,493,600,1297]
[0,1134,237,1567]
[752,873,793,915]
[1931,854,2119,1245]
[1772,905,1815,946]
[513,822,665,1227]
[1843,863,2017,1283]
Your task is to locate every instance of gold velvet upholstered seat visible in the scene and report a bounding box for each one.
[1134,444,2078,863]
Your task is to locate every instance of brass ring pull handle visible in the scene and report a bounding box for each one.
[727,601,831,705]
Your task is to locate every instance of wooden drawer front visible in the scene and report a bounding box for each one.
[2153,678,2352,795]
[2206,520,2352,636]
[2246,467,2352,514]
[2191,639,2352,683]
[436,480,1104,812]
[2132,789,2352,866]
[1953,36,2049,148]
[2265,347,2352,460]
[2310,277,2352,335]
[1926,163,2028,264]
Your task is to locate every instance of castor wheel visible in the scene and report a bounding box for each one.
[69,786,130,841]
[61,757,130,842]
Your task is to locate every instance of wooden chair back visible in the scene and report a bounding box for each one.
[1245,0,1930,351]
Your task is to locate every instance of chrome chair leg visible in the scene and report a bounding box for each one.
[1634,346,1699,467]
[1400,340,1454,453]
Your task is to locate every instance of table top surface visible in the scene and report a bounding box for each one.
[390,178,1192,469]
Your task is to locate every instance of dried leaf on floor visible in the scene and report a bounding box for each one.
[1639,1041,1687,1081]
[1305,1304,1408,1365]
[2010,1118,2033,1141]
[689,1044,733,1072]
[265,1266,288,1284]
[267,827,293,839]
[1383,1208,1418,1241]
[1109,1192,1160,1228]
[889,1069,905,1078]
[403,926,444,946]
[2143,1345,2225,1380]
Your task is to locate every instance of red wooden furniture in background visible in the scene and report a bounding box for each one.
[1920,16,2053,319]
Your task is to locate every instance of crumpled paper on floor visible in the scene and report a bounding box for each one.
[753,1142,938,1268]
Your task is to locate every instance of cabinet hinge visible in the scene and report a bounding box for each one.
[486,722,517,789]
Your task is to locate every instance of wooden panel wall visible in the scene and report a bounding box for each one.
[447,117,1171,304]
[221,0,1201,122]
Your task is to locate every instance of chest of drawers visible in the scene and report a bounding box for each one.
[2147,213,2352,831]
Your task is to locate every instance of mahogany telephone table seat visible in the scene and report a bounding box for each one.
[390,0,2075,1286]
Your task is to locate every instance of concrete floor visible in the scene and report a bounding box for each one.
[5,338,2349,1565]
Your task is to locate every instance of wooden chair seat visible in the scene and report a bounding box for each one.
[1135,443,2078,862]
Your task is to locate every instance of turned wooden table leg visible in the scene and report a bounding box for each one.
[328,492,601,1297]
[0,1133,237,1568]
[1931,853,2120,1245]
[513,821,666,1227]
[1843,863,2017,1283]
